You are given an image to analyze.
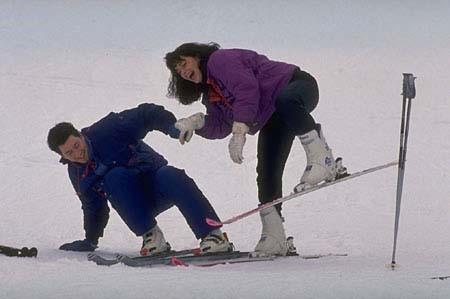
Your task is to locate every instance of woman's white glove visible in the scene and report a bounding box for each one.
[228,122,249,164]
[174,112,205,144]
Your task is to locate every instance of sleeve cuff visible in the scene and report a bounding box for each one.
[167,125,180,139]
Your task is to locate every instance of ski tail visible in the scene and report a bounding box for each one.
[88,247,202,266]
[205,218,222,227]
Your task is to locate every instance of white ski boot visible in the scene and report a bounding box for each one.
[294,124,336,193]
[140,225,171,256]
[253,206,288,256]
[200,229,233,254]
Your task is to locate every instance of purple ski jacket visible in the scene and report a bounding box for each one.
[195,49,297,139]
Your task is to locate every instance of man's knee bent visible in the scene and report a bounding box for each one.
[103,167,139,192]
[154,166,199,197]
[155,165,188,184]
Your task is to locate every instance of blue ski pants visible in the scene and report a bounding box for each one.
[102,165,220,239]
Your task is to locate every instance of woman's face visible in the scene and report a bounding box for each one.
[175,56,202,83]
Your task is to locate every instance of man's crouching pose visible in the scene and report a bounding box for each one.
[47,103,232,256]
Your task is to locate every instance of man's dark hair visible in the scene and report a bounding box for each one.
[165,42,220,105]
[47,122,80,154]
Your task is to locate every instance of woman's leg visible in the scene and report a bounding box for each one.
[275,73,335,190]
[274,73,319,135]
[254,113,294,256]
[256,112,295,208]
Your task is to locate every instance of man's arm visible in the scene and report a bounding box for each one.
[60,167,110,251]
[116,103,180,140]
[79,189,110,243]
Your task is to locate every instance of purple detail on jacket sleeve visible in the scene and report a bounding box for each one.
[195,100,232,139]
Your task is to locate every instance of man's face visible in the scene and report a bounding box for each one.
[59,135,89,164]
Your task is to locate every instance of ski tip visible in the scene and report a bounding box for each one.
[205,218,223,227]
[87,252,97,260]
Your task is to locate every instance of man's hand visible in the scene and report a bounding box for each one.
[228,122,249,164]
[174,112,205,144]
[59,239,98,252]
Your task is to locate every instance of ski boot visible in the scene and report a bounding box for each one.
[253,206,288,257]
[140,225,171,256]
[294,124,336,193]
[200,230,234,254]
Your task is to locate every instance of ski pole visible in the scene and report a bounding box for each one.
[390,73,416,269]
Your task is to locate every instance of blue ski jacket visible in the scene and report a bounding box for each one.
[61,103,179,242]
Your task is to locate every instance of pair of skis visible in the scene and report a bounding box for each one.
[88,248,347,268]
[81,152,409,269]
[89,250,270,267]
[87,158,396,268]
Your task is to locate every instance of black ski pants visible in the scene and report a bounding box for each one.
[256,69,319,211]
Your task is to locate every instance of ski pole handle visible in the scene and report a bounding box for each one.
[402,73,416,99]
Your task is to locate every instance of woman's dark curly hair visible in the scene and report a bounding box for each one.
[165,42,220,105]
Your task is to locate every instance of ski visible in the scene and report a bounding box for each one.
[0,245,38,258]
[117,252,347,268]
[88,250,347,268]
[87,247,200,266]
[206,160,398,226]
[87,253,121,266]
[88,250,250,267]
[190,256,274,267]
[118,250,256,267]
[299,253,348,259]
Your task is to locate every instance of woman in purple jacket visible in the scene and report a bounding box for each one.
[165,42,336,256]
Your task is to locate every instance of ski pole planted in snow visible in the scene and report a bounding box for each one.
[390,73,416,269]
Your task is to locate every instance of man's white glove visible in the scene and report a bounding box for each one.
[174,112,205,145]
[228,122,249,164]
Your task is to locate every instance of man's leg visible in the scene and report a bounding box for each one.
[150,165,232,253]
[103,167,171,255]
[151,165,222,240]
[102,167,155,236]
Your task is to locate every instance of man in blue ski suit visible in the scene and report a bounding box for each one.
[47,103,232,256]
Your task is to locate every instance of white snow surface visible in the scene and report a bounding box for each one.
[1,1,450,298]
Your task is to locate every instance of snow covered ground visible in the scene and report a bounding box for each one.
[1,1,450,298]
